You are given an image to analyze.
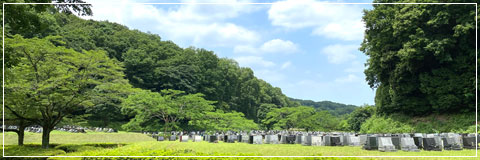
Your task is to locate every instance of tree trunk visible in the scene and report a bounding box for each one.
[17,125,26,146]
[41,126,52,149]
[163,119,169,137]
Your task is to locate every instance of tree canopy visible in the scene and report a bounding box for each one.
[361,0,476,115]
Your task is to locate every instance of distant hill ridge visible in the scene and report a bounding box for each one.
[289,98,358,116]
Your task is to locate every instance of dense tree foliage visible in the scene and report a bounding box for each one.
[346,105,375,132]
[262,106,340,131]
[361,0,476,115]
[44,14,300,122]
[122,89,218,134]
[5,35,126,148]
[290,98,357,116]
[190,110,259,131]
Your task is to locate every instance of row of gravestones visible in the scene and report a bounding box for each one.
[150,132,479,152]
[55,125,87,133]
[362,133,479,152]
[2,125,117,133]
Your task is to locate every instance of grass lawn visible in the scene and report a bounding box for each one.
[1,132,477,160]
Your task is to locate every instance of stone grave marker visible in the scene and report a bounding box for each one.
[462,136,477,149]
[359,135,367,146]
[400,137,420,152]
[422,137,442,151]
[324,135,332,146]
[265,135,279,144]
[169,135,177,141]
[193,135,202,142]
[378,137,397,152]
[249,135,262,144]
[363,136,378,150]
[286,135,296,144]
[157,136,165,141]
[209,135,218,143]
[442,137,462,150]
[391,137,400,150]
[225,135,237,143]
[413,136,423,149]
[180,135,189,142]
[330,136,342,146]
[296,134,304,144]
[349,136,360,146]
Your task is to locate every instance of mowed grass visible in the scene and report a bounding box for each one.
[1,132,478,160]
[1,131,155,144]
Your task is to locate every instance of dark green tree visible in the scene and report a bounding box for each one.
[346,105,375,132]
[361,0,476,115]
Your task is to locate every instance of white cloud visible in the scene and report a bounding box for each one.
[234,39,299,54]
[281,61,292,69]
[321,44,359,64]
[260,39,299,53]
[268,0,365,41]
[82,0,260,47]
[234,56,276,68]
[335,74,360,83]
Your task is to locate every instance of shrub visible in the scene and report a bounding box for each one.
[359,115,414,133]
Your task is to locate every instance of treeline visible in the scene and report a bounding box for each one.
[289,98,357,116]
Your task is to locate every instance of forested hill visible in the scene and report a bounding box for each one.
[289,98,357,116]
[5,9,303,126]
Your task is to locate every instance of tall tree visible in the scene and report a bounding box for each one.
[361,0,476,115]
[5,35,126,148]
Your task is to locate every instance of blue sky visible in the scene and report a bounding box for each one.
[83,0,375,106]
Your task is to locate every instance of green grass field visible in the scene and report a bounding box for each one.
[1,131,477,160]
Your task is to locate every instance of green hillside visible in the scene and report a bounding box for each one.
[289,98,357,116]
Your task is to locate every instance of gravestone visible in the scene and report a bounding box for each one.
[225,135,237,143]
[169,135,177,141]
[303,135,322,146]
[330,136,342,146]
[349,136,360,146]
[157,136,165,141]
[180,135,189,142]
[413,137,423,149]
[423,137,442,151]
[434,136,443,150]
[442,137,462,150]
[462,136,477,149]
[378,137,397,152]
[363,136,378,150]
[303,135,313,146]
[286,135,296,144]
[324,136,332,146]
[296,134,304,144]
[391,137,401,150]
[359,135,367,146]
[193,135,202,142]
[265,135,279,144]
[209,135,218,143]
[242,135,250,143]
[400,137,420,152]
[249,135,262,144]
[280,135,287,144]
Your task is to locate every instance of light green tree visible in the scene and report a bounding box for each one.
[5,35,126,148]
[121,89,215,135]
